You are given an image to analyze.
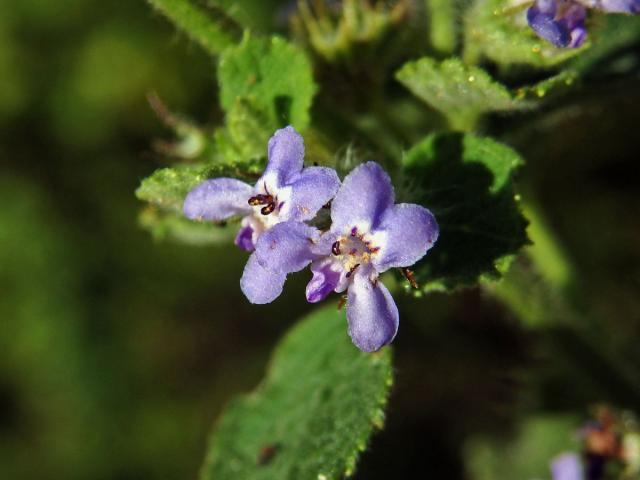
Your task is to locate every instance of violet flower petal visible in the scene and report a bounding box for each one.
[331,162,395,233]
[234,224,255,252]
[240,254,287,304]
[597,0,640,13]
[346,274,399,352]
[535,0,559,14]
[306,258,342,303]
[528,2,573,47]
[551,452,584,480]
[372,203,439,272]
[183,178,253,221]
[253,221,319,275]
[287,166,340,222]
[265,126,305,185]
[567,23,588,48]
[561,4,588,47]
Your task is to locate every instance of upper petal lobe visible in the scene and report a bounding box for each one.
[183,178,252,221]
[346,274,399,352]
[331,162,395,233]
[286,166,340,221]
[265,126,305,185]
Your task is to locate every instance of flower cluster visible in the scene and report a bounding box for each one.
[527,0,639,48]
[184,126,439,352]
[549,406,640,480]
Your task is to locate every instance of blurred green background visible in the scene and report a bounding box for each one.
[1,1,639,479]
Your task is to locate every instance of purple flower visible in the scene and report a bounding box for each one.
[551,452,584,480]
[241,162,439,352]
[527,0,639,48]
[183,126,340,252]
[593,0,640,13]
[527,0,588,48]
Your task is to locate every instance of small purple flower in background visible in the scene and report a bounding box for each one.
[183,126,340,252]
[527,0,639,48]
[241,162,438,352]
[527,0,588,48]
[551,452,585,480]
[592,0,640,13]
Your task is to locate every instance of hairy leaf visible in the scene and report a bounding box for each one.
[397,58,581,129]
[513,69,579,102]
[402,133,529,291]
[214,97,274,164]
[138,207,235,245]
[218,34,317,131]
[396,57,526,130]
[201,305,393,480]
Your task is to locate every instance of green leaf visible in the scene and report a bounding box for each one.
[200,305,393,480]
[396,57,581,129]
[425,0,459,55]
[146,0,240,56]
[465,414,581,480]
[486,202,575,327]
[218,34,317,131]
[513,69,579,102]
[214,97,274,164]
[464,0,583,68]
[402,132,529,291]
[138,207,235,246]
[396,57,527,130]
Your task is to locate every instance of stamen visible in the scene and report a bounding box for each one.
[332,241,341,256]
[248,194,274,206]
[260,202,276,215]
[400,268,419,289]
[345,263,360,278]
[350,227,358,236]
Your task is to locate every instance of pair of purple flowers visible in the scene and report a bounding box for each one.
[184,127,439,352]
[527,0,639,48]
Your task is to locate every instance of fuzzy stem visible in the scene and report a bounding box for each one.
[147,0,240,56]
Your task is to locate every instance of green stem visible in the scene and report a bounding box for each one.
[425,0,457,55]
[147,0,240,56]
[488,200,640,405]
